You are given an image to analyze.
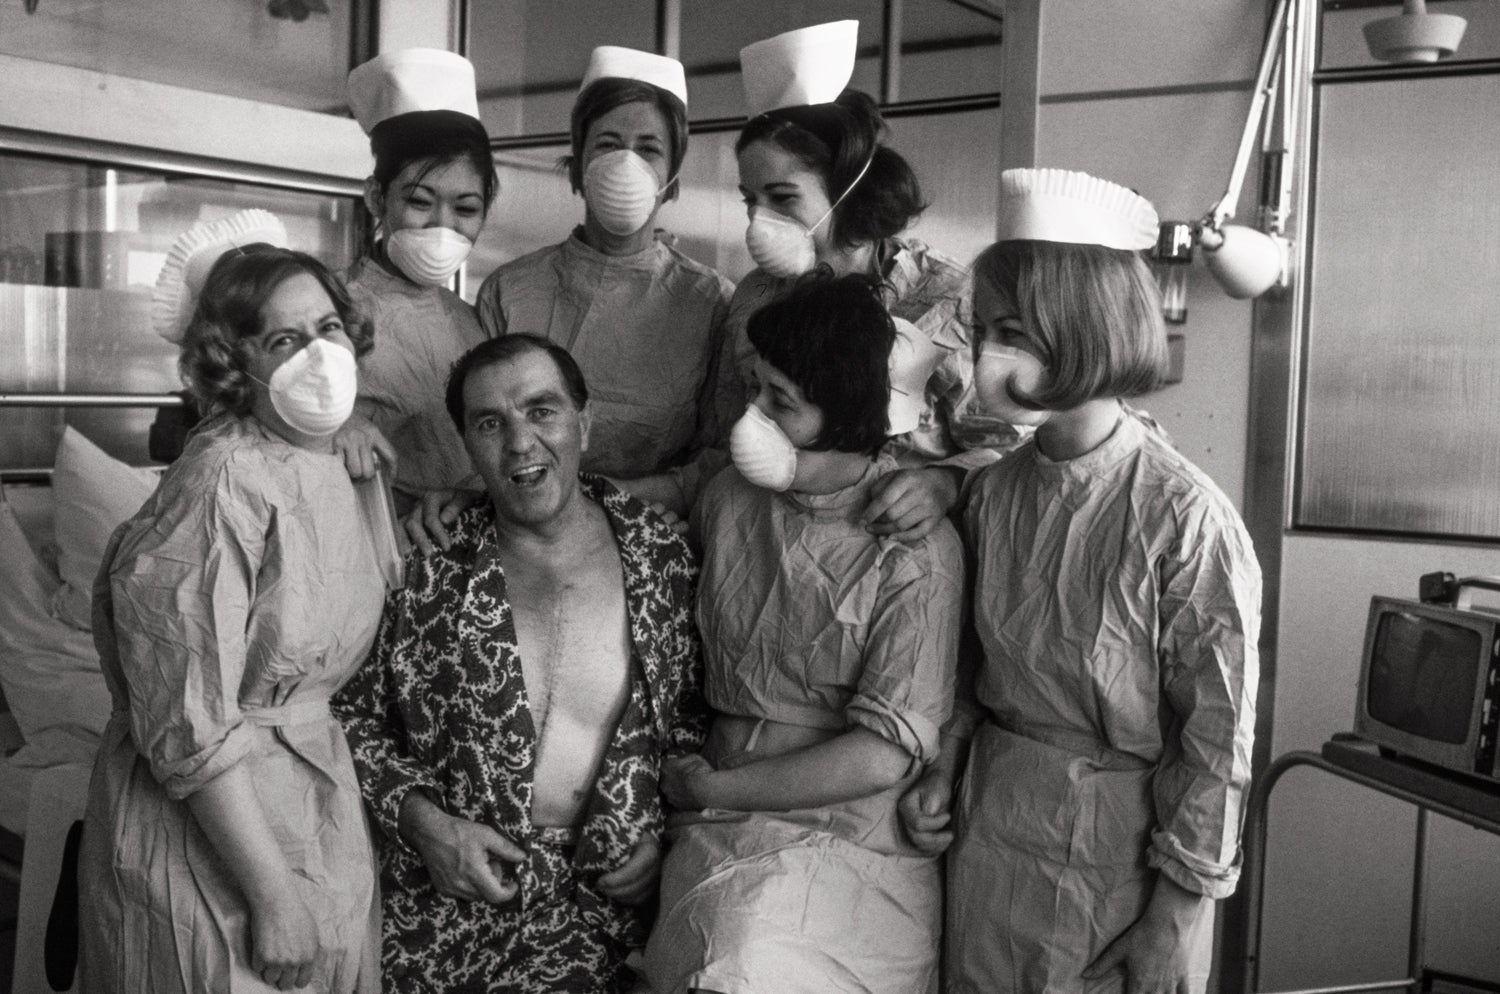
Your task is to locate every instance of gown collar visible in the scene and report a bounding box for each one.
[561,226,667,273]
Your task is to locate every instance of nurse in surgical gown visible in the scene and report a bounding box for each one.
[644,276,961,994]
[341,50,497,508]
[944,170,1261,994]
[78,242,385,994]
[476,47,733,497]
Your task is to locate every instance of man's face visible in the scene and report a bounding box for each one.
[461,350,591,530]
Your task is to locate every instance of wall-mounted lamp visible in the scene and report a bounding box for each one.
[1365,0,1466,64]
[1192,0,1297,301]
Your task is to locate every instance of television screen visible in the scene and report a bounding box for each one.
[1367,611,1481,745]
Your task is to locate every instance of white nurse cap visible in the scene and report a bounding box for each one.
[347,48,480,134]
[887,317,945,436]
[151,209,289,343]
[740,20,858,116]
[996,168,1159,252]
[580,46,688,109]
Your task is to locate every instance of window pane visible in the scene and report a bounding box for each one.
[0,152,359,469]
[897,2,1001,101]
[472,0,658,139]
[680,2,883,119]
[0,0,354,113]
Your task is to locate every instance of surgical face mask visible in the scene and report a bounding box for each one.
[729,403,798,492]
[743,152,876,278]
[385,226,473,286]
[265,338,358,436]
[975,342,1049,426]
[583,150,667,237]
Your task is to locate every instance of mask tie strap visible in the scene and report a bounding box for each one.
[806,149,877,237]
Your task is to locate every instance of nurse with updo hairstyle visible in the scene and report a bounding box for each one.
[339,48,498,512]
[719,20,1025,540]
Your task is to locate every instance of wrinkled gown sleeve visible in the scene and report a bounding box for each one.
[669,278,736,508]
[333,580,444,854]
[104,467,265,801]
[1147,501,1261,898]
[844,532,964,768]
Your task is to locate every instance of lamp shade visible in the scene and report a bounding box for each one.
[1202,224,1284,300]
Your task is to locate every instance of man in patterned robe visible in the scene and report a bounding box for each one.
[335,333,706,993]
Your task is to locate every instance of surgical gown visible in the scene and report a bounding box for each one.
[476,228,734,481]
[78,414,386,994]
[947,411,1261,994]
[346,252,487,499]
[717,237,1025,473]
[645,459,963,994]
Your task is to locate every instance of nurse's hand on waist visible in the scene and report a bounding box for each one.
[597,835,662,906]
[398,790,524,904]
[1082,874,1211,994]
[404,486,484,555]
[332,412,397,481]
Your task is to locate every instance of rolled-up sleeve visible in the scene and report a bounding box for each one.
[1148,503,1262,898]
[104,473,264,800]
[845,524,964,768]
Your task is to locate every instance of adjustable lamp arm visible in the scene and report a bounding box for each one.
[1202,0,1294,238]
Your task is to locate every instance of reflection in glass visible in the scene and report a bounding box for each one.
[0,0,353,112]
[0,152,358,469]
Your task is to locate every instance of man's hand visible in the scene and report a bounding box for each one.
[403,488,484,555]
[1083,877,1211,994]
[597,835,662,905]
[646,501,689,537]
[661,754,717,811]
[245,886,322,990]
[861,467,960,543]
[332,412,397,481]
[399,793,525,903]
[897,762,956,855]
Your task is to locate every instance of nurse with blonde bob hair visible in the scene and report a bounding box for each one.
[932,169,1262,994]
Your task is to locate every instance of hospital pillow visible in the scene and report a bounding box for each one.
[50,427,159,631]
[0,501,112,769]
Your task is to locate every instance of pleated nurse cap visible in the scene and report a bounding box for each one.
[347,48,480,134]
[580,46,688,109]
[151,209,288,343]
[740,20,858,116]
[996,168,1159,252]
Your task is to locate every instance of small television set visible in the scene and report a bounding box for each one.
[1354,577,1500,784]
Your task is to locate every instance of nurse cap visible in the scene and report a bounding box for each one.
[997,168,1159,252]
[580,46,688,110]
[151,209,288,344]
[740,20,858,116]
[888,317,945,436]
[347,48,480,134]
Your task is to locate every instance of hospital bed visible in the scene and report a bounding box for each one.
[0,406,173,994]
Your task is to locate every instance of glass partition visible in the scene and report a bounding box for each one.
[0,0,356,113]
[0,149,360,470]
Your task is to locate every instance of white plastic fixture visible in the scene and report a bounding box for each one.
[1364,0,1467,64]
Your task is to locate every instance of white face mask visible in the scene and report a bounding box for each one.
[266,338,358,437]
[975,343,1049,426]
[745,207,822,279]
[729,403,798,492]
[584,150,667,237]
[385,226,474,286]
[743,152,876,278]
